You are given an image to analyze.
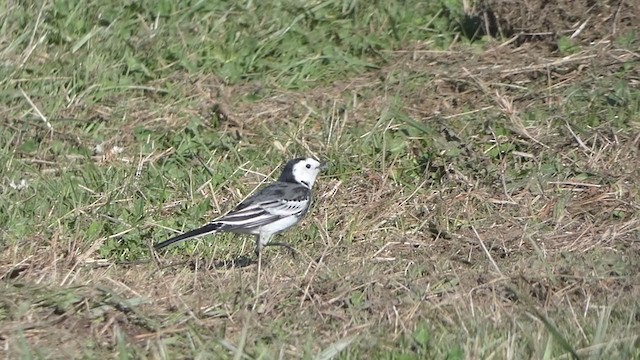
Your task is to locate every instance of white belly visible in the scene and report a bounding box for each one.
[259,216,300,236]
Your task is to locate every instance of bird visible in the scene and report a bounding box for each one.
[154,157,327,256]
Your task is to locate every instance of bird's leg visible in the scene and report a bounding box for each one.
[251,234,263,311]
[255,233,296,258]
[254,233,272,258]
[254,236,263,258]
[252,245,262,312]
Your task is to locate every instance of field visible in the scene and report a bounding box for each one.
[1,0,639,359]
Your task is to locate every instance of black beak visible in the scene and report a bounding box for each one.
[319,161,329,171]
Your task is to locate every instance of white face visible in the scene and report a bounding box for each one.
[291,158,325,188]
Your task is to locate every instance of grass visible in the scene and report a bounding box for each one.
[1,0,640,359]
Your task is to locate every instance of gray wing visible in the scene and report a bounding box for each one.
[214,182,311,231]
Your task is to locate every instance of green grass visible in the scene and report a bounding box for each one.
[1,0,640,359]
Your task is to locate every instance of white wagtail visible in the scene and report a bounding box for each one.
[154,157,327,256]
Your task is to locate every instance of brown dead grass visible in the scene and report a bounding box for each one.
[471,0,639,47]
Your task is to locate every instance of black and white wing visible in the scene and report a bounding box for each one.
[215,182,311,231]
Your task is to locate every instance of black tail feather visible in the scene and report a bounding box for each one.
[154,223,222,250]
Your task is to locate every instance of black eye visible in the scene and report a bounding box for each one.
[305,164,311,169]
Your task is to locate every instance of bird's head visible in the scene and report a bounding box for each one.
[278,157,327,188]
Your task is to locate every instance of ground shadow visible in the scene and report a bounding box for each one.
[151,254,257,274]
[207,255,256,269]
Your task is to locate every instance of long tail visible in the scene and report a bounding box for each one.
[154,222,223,250]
